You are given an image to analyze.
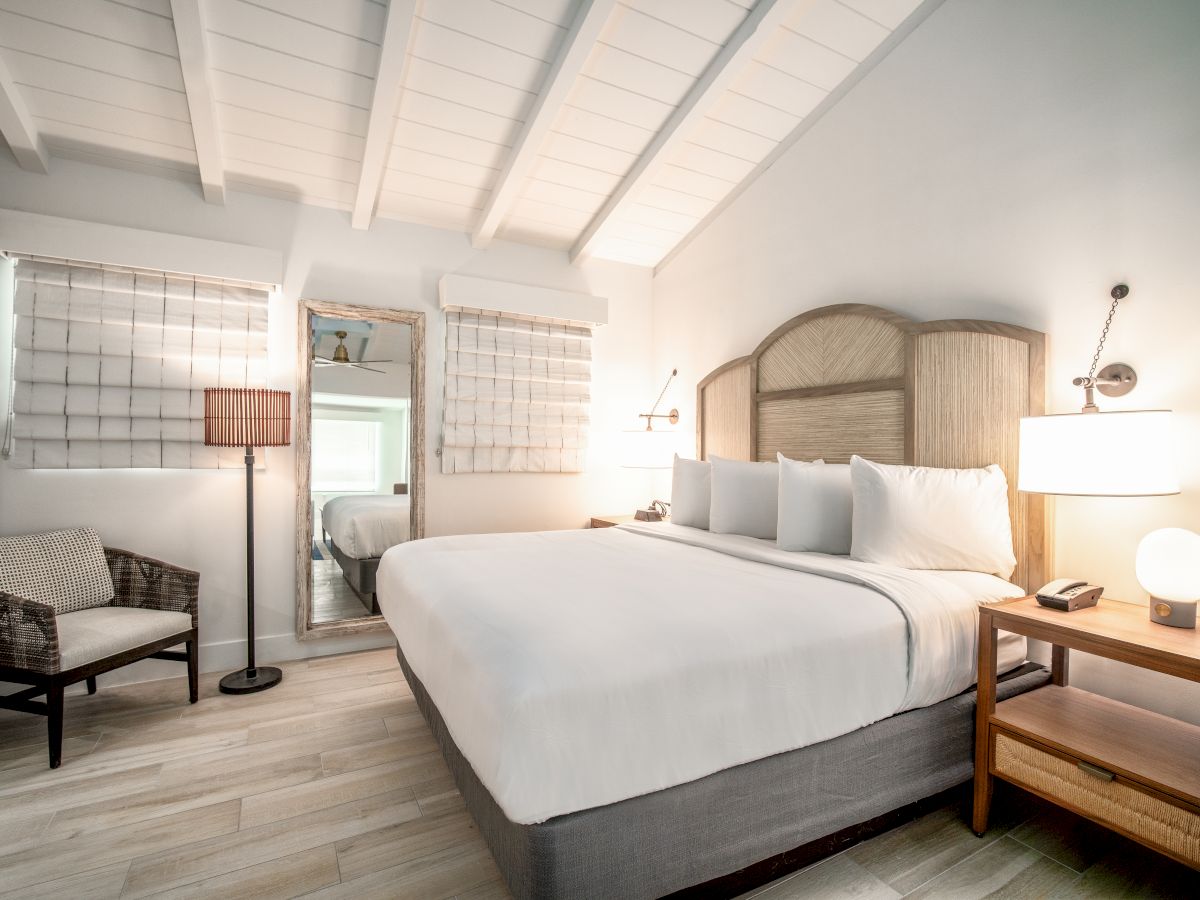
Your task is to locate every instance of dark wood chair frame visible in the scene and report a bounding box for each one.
[0,547,199,768]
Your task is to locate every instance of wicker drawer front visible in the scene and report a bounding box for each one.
[994,731,1200,866]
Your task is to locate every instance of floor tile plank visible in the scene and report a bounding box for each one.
[0,734,99,770]
[0,860,132,900]
[122,789,421,898]
[414,774,466,817]
[247,698,415,745]
[846,803,1021,894]
[746,854,899,899]
[1006,806,1117,874]
[45,754,325,839]
[0,762,165,825]
[903,835,1080,898]
[142,844,341,900]
[306,842,500,900]
[241,752,448,829]
[321,732,439,777]
[454,878,513,900]
[335,809,482,882]
[159,718,389,783]
[0,800,240,894]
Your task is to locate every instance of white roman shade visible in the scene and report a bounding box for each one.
[6,256,271,469]
[442,308,592,474]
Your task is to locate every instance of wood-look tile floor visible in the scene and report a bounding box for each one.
[311,557,374,624]
[1,648,1196,899]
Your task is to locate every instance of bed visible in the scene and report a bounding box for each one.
[321,494,410,605]
[377,304,1052,899]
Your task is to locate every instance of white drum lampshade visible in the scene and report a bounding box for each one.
[1018,410,1179,496]
[618,428,676,469]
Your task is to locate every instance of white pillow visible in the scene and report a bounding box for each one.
[849,456,1016,578]
[670,455,711,529]
[709,455,823,540]
[777,456,852,554]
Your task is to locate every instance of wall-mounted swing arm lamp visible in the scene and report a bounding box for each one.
[639,368,680,431]
[1019,283,1178,497]
[620,368,680,521]
[1071,284,1137,412]
[1017,283,1185,628]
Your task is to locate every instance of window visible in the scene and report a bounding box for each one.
[441,308,592,473]
[312,418,380,492]
[5,256,270,468]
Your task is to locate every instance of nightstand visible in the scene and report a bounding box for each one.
[589,514,639,528]
[974,596,1200,868]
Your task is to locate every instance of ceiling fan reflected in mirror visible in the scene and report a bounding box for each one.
[312,330,392,374]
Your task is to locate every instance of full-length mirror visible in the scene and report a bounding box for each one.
[296,300,424,639]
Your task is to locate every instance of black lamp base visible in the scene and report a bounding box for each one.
[219,666,283,694]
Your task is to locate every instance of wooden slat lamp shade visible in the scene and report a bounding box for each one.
[203,388,292,448]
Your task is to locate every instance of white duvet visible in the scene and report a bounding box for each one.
[376,523,1025,824]
[322,494,410,559]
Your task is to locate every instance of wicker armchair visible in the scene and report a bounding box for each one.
[0,546,199,768]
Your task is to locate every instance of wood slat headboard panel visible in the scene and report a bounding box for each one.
[696,304,1050,592]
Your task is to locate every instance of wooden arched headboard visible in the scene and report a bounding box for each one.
[696,304,1050,592]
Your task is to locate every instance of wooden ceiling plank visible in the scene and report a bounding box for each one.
[352,0,417,230]
[170,0,226,203]
[654,0,945,274]
[471,0,618,249]
[570,0,803,263]
[0,50,49,174]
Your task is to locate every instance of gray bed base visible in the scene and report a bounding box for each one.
[396,645,1049,900]
[329,538,381,612]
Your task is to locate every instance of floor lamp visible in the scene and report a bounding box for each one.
[204,387,292,694]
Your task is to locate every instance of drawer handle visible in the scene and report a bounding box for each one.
[1077,761,1115,782]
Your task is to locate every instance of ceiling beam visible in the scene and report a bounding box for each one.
[570,0,800,264]
[471,0,617,249]
[170,0,225,204]
[352,0,418,230]
[0,52,49,174]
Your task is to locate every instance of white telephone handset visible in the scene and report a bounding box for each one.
[1035,578,1103,612]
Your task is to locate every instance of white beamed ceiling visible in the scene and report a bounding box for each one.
[0,0,925,268]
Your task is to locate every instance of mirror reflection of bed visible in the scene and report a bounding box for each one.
[309,315,412,624]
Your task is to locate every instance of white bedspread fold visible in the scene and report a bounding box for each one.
[376,523,1023,824]
[616,523,1011,710]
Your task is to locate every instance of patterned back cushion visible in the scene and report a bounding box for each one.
[0,528,115,615]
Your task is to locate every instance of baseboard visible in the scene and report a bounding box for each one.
[47,628,395,695]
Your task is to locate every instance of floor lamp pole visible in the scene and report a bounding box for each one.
[245,444,256,675]
[218,444,283,694]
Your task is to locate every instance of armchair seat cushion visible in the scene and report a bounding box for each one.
[57,607,193,671]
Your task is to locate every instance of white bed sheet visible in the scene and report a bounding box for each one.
[376,523,1025,825]
[322,494,410,559]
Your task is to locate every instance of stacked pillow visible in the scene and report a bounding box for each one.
[777,455,852,555]
[667,453,1016,579]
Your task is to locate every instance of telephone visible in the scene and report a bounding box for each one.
[1035,579,1104,612]
[634,500,670,522]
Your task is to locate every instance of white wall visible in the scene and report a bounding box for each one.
[0,157,655,685]
[652,0,1200,722]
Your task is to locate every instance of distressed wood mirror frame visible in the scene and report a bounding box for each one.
[296,299,426,640]
[696,303,1051,593]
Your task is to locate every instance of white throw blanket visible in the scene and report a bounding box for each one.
[376,523,1023,824]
